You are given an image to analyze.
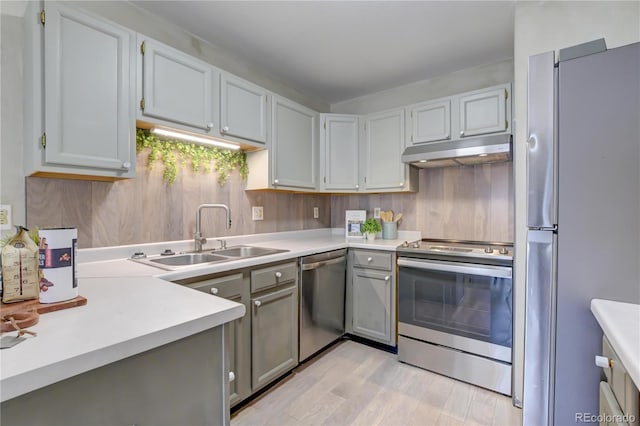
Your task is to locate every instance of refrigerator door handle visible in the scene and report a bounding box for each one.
[527,51,558,229]
[523,230,557,426]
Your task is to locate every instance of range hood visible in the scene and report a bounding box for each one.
[401,134,512,168]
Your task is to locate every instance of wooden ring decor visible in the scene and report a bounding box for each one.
[1,311,39,334]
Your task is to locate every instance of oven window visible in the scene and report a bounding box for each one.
[398,266,512,348]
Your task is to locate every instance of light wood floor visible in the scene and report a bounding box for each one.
[231,340,522,426]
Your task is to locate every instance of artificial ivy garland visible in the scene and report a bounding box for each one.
[136,128,249,185]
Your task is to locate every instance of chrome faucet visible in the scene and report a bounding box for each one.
[194,204,232,252]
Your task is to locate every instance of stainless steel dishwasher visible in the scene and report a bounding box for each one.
[299,249,347,362]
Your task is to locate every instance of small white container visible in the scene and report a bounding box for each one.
[38,227,78,303]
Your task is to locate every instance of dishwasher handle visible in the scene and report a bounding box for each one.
[301,256,346,271]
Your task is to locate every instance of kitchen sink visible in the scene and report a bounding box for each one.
[214,245,287,258]
[149,253,229,267]
[130,245,289,270]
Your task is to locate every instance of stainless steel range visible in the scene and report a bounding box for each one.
[397,239,513,395]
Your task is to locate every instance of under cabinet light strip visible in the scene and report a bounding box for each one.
[151,128,240,150]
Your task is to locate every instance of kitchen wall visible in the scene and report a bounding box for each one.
[26,150,331,248]
[511,0,640,407]
[331,162,513,243]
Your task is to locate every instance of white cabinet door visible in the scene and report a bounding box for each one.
[138,36,217,132]
[351,268,392,344]
[459,86,508,137]
[43,2,135,175]
[220,73,268,144]
[320,114,359,191]
[271,96,318,190]
[408,98,451,145]
[362,109,406,191]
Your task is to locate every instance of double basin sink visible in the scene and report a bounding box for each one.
[132,245,289,271]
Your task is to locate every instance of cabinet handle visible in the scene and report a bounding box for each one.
[229,371,236,382]
[399,182,404,187]
[207,122,214,129]
[367,257,373,263]
[274,179,279,185]
[210,287,218,295]
[384,275,391,282]
[121,162,131,170]
[446,134,450,139]
[254,300,262,307]
[355,184,359,189]
[460,130,465,136]
[222,126,230,133]
[275,271,282,278]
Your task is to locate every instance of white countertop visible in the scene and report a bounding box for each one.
[1,228,419,403]
[591,299,640,388]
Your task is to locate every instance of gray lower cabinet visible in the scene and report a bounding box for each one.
[251,261,299,391]
[346,249,396,346]
[1,328,228,426]
[185,273,250,407]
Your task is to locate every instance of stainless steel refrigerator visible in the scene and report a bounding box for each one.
[524,41,640,425]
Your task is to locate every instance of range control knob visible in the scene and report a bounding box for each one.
[412,242,420,249]
[484,247,494,254]
[499,247,509,255]
[402,241,409,248]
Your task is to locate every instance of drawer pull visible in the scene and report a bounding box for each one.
[254,300,262,307]
[210,287,219,295]
[275,271,282,278]
[229,371,235,382]
[367,257,373,263]
[384,275,390,281]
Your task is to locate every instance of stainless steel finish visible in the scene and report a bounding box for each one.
[130,252,146,259]
[398,336,512,395]
[397,238,513,264]
[527,51,557,229]
[397,258,512,279]
[299,249,347,362]
[399,322,511,363]
[523,230,557,426]
[217,239,227,249]
[215,245,287,258]
[401,134,512,168]
[150,252,229,267]
[558,38,606,62]
[194,203,232,252]
[130,245,289,271]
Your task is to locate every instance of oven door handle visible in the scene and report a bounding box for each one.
[397,258,512,278]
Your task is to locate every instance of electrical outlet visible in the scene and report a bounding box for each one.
[374,207,381,219]
[313,207,319,219]
[0,204,11,230]
[252,206,264,221]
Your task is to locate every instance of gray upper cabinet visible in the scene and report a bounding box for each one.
[220,73,268,144]
[362,108,410,191]
[25,1,136,179]
[137,35,219,134]
[459,85,509,137]
[320,114,360,191]
[271,96,318,190]
[408,98,451,145]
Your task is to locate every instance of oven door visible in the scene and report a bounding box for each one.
[398,257,513,363]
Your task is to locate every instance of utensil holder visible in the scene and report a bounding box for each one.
[382,221,397,240]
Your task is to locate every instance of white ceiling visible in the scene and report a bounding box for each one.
[131,1,515,105]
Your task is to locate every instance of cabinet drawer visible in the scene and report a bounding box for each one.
[251,262,297,293]
[352,250,392,271]
[186,273,244,298]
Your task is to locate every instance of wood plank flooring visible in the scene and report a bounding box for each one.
[232,340,522,426]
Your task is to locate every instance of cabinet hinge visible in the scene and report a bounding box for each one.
[323,176,326,183]
[140,98,145,111]
[411,135,414,142]
[505,88,508,100]
[40,10,45,26]
[364,176,367,184]
[323,121,326,130]
[140,41,145,55]
[41,133,46,149]
[411,111,413,119]
[506,119,509,130]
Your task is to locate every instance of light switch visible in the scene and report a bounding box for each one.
[252,206,264,221]
[0,204,11,230]
[374,207,381,219]
[313,207,319,219]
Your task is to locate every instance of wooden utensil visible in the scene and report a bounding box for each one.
[394,213,403,222]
